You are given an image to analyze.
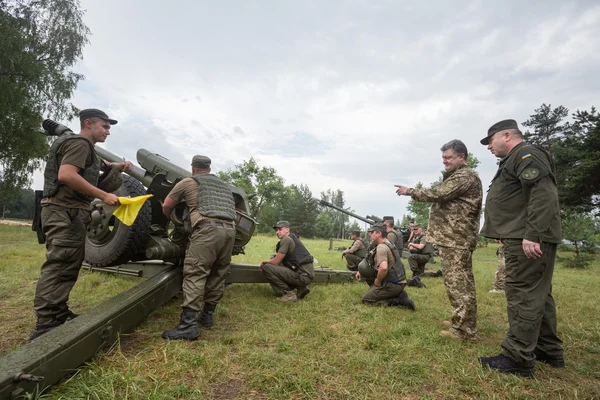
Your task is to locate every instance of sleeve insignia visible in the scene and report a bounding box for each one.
[521,153,532,159]
[521,167,540,180]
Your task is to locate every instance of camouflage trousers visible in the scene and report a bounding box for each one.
[34,205,90,322]
[181,223,236,311]
[501,239,562,367]
[438,246,477,339]
[262,263,313,294]
[493,244,506,291]
[345,254,363,271]
[408,254,430,277]
[361,281,406,306]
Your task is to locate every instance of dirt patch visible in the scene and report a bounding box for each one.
[0,219,31,227]
[211,378,243,400]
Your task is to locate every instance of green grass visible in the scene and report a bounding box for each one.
[1,225,599,399]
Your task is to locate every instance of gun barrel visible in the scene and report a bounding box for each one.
[318,200,378,225]
[94,146,150,186]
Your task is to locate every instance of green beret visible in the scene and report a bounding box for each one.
[481,119,519,145]
[273,220,290,229]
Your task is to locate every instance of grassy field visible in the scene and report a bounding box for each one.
[1,225,599,399]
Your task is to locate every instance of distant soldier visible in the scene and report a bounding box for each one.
[341,230,367,271]
[356,223,415,310]
[396,139,483,342]
[161,155,237,340]
[406,224,438,277]
[489,241,505,293]
[30,109,133,341]
[406,219,416,243]
[382,216,404,254]
[260,221,314,302]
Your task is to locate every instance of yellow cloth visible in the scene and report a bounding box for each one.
[113,194,153,226]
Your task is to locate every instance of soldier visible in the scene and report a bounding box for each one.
[382,216,404,254]
[260,221,314,302]
[489,241,505,294]
[407,224,439,278]
[161,155,237,340]
[478,119,564,377]
[30,109,133,340]
[341,230,367,271]
[356,223,415,310]
[395,139,483,342]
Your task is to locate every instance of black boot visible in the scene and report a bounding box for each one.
[407,276,426,288]
[478,354,534,378]
[199,303,216,328]
[162,308,199,340]
[388,291,416,311]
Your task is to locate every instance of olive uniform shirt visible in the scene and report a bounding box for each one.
[347,238,367,256]
[480,142,561,243]
[277,235,295,256]
[41,139,96,210]
[374,242,395,274]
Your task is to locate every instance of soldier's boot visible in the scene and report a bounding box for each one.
[296,286,311,300]
[279,290,298,302]
[388,291,415,311]
[162,308,199,341]
[478,354,534,378]
[29,310,79,341]
[199,303,216,328]
[407,276,426,289]
[534,350,565,368]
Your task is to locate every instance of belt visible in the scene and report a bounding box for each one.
[198,221,234,229]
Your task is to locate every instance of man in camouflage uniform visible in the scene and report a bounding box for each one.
[478,119,564,377]
[260,221,314,302]
[356,223,414,310]
[407,224,439,277]
[31,109,133,340]
[489,241,505,293]
[341,230,367,271]
[396,139,482,341]
[161,155,237,340]
[382,216,404,255]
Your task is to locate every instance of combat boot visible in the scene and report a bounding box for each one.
[478,354,534,378]
[534,351,565,368]
[296,286,311,300]
[407,276,426,289]
[29,318,64,341]
[162,308,199,341]
[279,290,297,302]
[199,303,216,328]
[388,291,415,311]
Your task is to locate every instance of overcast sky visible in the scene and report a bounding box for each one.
[34,0,600,225]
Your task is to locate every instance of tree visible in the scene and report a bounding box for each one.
[0,0,90,200]
[522,103,569,153]
[406,182,430,227]
[280,184,318,237]
[0,187,35,219]
[217,157,286,219]
[318,189,349,238]
[561,212,599,268]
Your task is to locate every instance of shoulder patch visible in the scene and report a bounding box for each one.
[521,167,539,180]
[521,153,532,159]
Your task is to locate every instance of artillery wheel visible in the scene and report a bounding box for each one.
[85,174,152,267]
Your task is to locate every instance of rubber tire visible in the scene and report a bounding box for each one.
[85,174,152,267]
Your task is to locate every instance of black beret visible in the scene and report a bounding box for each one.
[481,119,519,145]
[79,108,118,125]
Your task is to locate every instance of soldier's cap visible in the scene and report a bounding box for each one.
[351,230,361,236]
[273,220,290,229]
[79,108,118,125]
[367,223,386,233]
[481,119,520,145]
[191,155,211,169]
[412,224,422,230]
[382,216,394,222]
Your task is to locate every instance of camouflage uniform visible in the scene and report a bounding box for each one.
[408,164,483,339]
[492,243,506,291]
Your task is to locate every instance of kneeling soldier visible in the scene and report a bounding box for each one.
[260,221,314,302]
[341,230,367,271]
[356,223,415,310]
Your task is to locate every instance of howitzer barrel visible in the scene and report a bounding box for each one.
[318,200,378,225]
[94,146,149,185]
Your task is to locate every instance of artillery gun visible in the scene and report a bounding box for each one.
[0,121,356,399]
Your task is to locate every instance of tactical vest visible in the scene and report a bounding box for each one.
[387,230,404,252]
[411,233,434,256]
[364,241,406,283]
[192,174,237,221]
[276,233,314,270]
[356,238,368,258]
[43,134,100,201]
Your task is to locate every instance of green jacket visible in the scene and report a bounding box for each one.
[480,142,561,243]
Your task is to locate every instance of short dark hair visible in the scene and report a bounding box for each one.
[440,139,468,160]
